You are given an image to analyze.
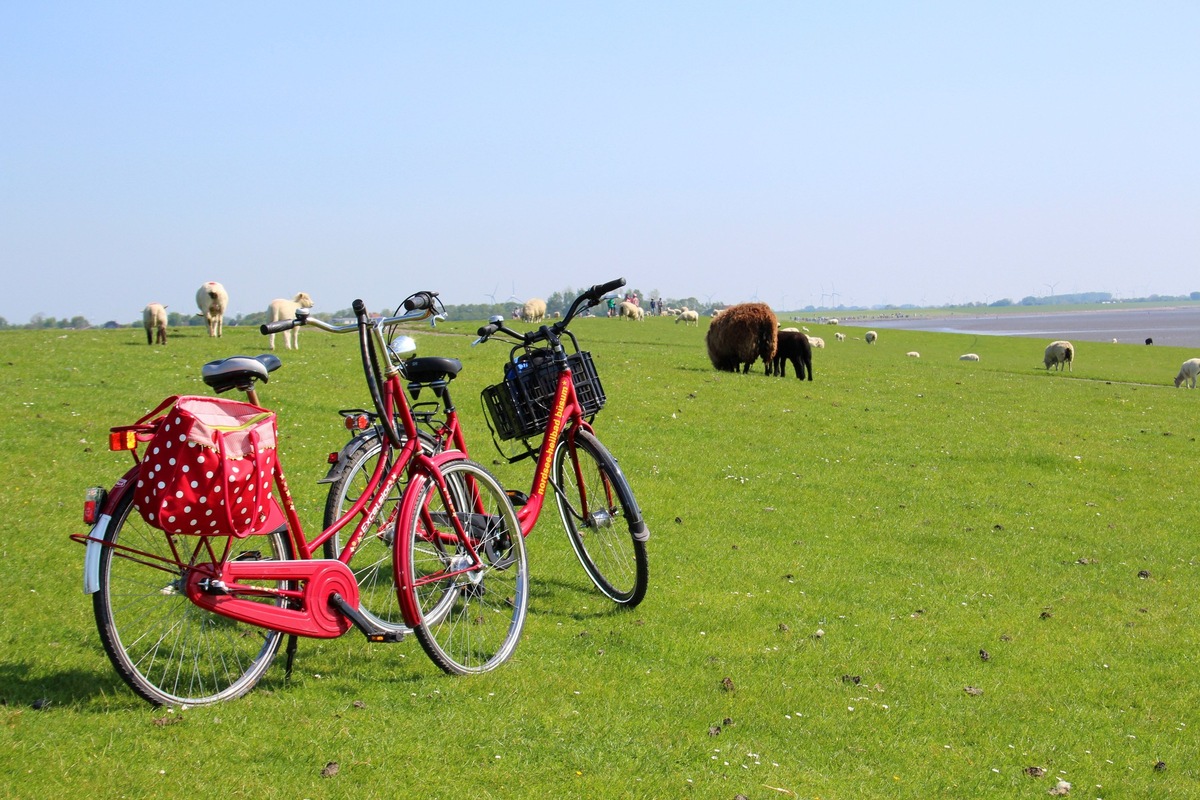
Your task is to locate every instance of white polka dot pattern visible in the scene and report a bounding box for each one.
[134,396,278,537]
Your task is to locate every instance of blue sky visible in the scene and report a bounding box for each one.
[3,2,1197,323]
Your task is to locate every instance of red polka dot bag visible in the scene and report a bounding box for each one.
[133,395,279,537]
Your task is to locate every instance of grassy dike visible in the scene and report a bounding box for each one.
[1,313,1197,798]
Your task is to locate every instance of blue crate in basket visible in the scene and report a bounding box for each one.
[482,351,605,440]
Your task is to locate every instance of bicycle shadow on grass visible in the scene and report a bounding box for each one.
[526,576,643,623]
[0,659,133,709]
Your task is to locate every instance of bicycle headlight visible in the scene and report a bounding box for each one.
[388,335,417,360]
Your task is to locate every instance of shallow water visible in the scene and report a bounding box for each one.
[859,306,1200,349]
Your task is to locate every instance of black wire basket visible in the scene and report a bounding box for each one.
[482,351,606,441]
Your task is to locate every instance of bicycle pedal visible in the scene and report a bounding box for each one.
[367,631,406,644]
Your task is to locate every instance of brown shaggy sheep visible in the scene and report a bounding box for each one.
[705,302,778,374]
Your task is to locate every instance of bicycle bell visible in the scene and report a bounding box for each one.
[388,335,417,360]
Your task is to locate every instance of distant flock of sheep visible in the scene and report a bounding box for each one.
[677,301,1195,389]
[141,282,313,350]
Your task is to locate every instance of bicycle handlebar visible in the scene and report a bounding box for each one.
[472,277,625,347]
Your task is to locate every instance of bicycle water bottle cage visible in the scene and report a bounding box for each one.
[202,354,282,394]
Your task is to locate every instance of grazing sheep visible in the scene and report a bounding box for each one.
[521,298,547,323]
[828,318,839,325]
[705,302,778,374]
[835,332,846,342]
[808,336,825,348]
[1112,338,1118,344]
[267,292,315,350]
[959,353,980,362]
[906,351,920,358]
[865,330,878,344]
[675,309,699,326]
[143,303,168,345]
[1044,340,1074,371]
[1145,337,1154,345]
[779,326,800,333]
[195,281,229,337]
[1174,358,1200,388]
[771,329,813,380]
[618,301,644,321]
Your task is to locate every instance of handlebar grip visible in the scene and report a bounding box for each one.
[477,323,500,338]
[403,291,437,312]
[260,319,296,335]
[352,299,368,319]
[587,277,626,300]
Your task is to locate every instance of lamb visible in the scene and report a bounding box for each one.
[865,330,878,344]
[675,309,699,326]
[705,302,778,374]
[142,303,168,345]
[267,292,315,350]
[195,281,229,337]
[618,301,644,321]
[834,332,846,342]
[959,353,980,362]
[1174,358,1200,388]
[1044,340,1074,371]
[771,329,812,380]
[906,351,920,358]
[808,336,825,348]
[521,298,547,323]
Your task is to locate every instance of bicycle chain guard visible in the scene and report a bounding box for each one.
[185,558,360,638]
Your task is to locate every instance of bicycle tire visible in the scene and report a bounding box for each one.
[321,431,437,636]
[399,459,528,674]
[552,428,649,607]
[93,489,290,706]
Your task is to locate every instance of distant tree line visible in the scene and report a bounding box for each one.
[4,290,1199,330]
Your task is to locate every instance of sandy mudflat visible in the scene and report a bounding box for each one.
[850,306,1200,349]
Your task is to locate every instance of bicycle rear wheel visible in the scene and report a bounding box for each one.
[93,489,290,706]
[322,431,437,636]
[399,459,527,674]
[552,428,648,607]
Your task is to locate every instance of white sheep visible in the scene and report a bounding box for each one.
[828,318,839,325]
[809,336,825,348]
[675,309,699,326]
[779,326,800,333]
[906,351,919,358]
[267,292,315,350]
[959,353,980,362]
[834,332,846,342]
[865,330,877,344]
[521,298,547,323]
[618,301,644,321]
[1174,358,1200,388]
[1044,340,1074,371]
[196,281,229,337]
[142,303,168,345]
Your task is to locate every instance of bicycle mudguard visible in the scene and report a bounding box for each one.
[605,454,650,543]
[80,465,139,594]
[317,429,381,485]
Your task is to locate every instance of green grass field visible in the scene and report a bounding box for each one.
[2,316,1198,799]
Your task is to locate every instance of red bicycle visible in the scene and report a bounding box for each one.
[73,294,528,706]
[322,279,649,610]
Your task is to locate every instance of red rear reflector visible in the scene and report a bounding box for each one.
[355,415,370,430]
[83,486,106,524]
[109,430,137,451]
[327,452,339,464]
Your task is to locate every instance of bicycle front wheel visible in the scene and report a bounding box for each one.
[93,490,290,706]
[322,431,437,637]
[399,459,528,675]
[552,428,649,607]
